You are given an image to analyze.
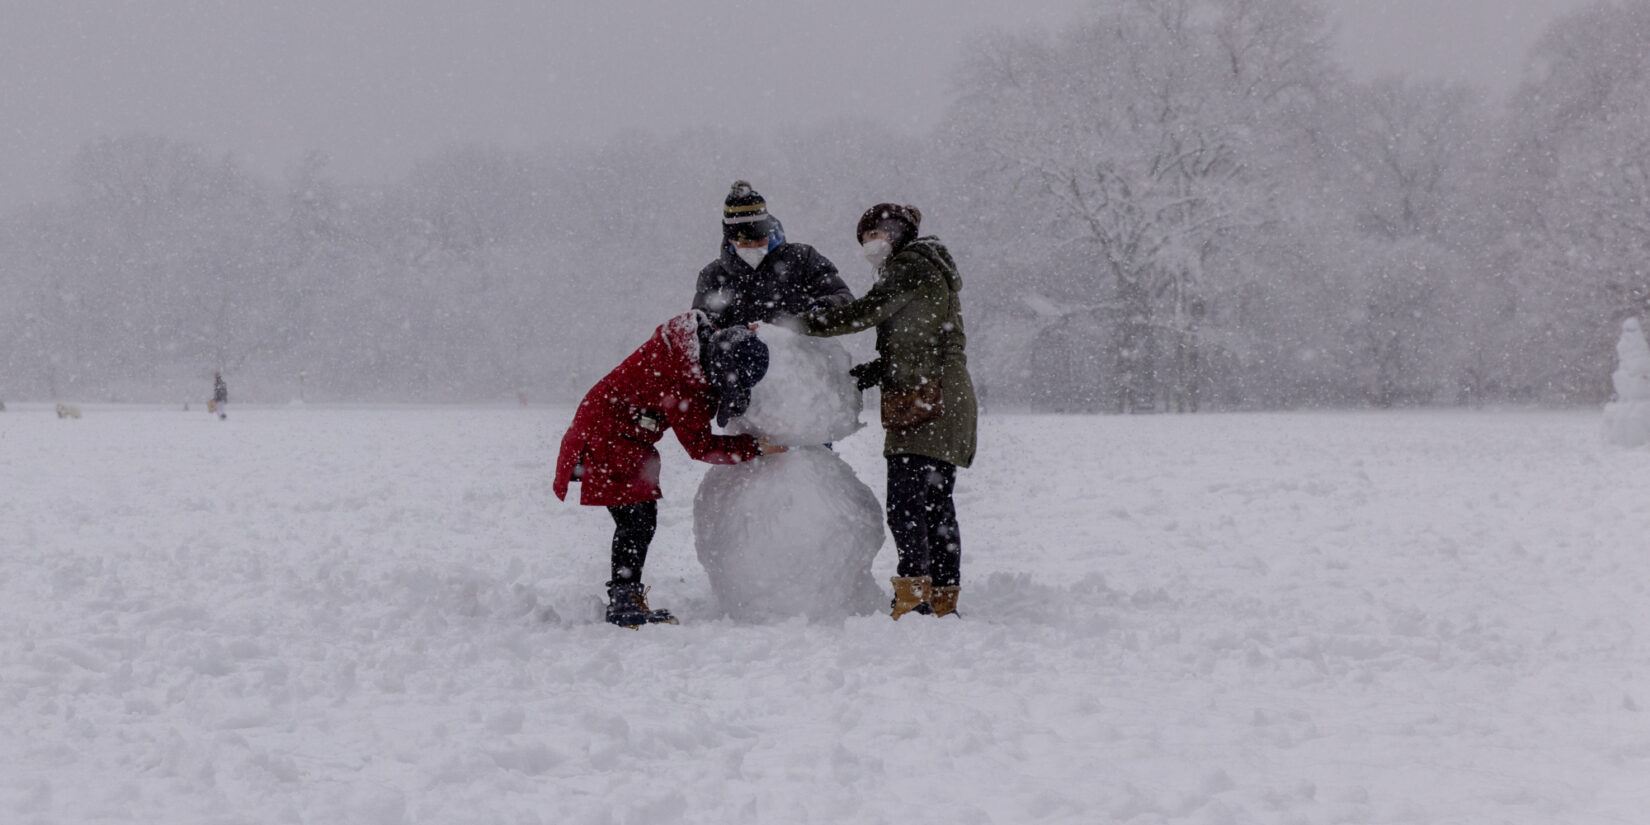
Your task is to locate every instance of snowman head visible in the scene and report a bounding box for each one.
[705,326,770,427]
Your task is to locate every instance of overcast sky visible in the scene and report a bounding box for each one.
[0,0,1594,212]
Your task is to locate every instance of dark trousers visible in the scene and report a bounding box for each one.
[607,500,658,585]
[885,454,961,587]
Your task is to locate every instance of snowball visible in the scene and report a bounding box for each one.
[694,447,885,622]
[1603,318,1650,447]
[727,324,863,446]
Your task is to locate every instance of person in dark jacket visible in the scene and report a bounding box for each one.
[212,372,229,420]
[554,311,784,627]
[793,203,977,620]
[692,180,854,329]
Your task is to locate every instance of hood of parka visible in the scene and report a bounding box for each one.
[896,237,960,293]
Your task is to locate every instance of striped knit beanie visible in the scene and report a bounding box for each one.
[722,180,774,241]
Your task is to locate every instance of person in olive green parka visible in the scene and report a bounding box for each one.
[792,203,977,620]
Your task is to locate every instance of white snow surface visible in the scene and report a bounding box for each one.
[695,447,885,623]
[4,403,1650,823]
[1603,318,1650,447]
[726,324,863,446]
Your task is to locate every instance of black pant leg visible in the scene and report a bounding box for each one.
[608,500,658,585]
[886,455,933,579]
[923,461,962,587]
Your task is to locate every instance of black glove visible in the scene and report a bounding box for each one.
[849,360,884,392]
[775,299,830,331]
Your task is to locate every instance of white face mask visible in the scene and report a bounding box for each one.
[735,245,768,269]
[861,238,892,268]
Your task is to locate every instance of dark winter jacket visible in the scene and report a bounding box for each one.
[796,237,977,468]
[693,238,852,329]
[554,311,762,506]
[213,376,228,404]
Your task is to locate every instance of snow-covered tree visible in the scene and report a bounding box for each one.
[1500,0,1650,402]
[1321,78,1501,405]
[947,0,1336,412]
[24,135,284,397]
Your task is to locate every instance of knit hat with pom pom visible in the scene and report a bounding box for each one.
[722,180,775,241]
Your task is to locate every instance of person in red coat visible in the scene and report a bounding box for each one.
[554,310,781,627]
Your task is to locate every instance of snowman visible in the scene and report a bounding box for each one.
[693,324,886,622]
[1603,317,1650,447]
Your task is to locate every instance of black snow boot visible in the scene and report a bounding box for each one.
[605,582,678,628]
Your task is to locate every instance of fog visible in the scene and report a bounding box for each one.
[2,0,1644,410]
[1,0,1584,212]
[1330,0,1594,92]
[0,0,1089,209]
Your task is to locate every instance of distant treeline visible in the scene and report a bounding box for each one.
[3,0,1648,410]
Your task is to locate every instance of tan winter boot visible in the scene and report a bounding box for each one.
[930,585,960,618]
[890,576,933,620]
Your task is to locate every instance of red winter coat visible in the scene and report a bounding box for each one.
[554,311,761,506]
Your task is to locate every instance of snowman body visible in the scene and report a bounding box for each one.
[693,326,885,621]
[1604,318,1650,447]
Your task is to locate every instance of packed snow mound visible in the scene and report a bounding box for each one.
[694,446,885,622]
[1603,318,1650,447]
[727,324,862,446]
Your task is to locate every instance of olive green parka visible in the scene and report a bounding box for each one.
[796,236,977,468]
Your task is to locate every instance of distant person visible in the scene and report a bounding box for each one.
[692,180,853,329]
[791,203,977,620]
[212,372,229,420]
[553,311,786,628]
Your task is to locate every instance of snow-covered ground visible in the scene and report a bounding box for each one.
[3,403,1648,824]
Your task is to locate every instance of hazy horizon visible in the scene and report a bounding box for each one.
[0,0,1593,212]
